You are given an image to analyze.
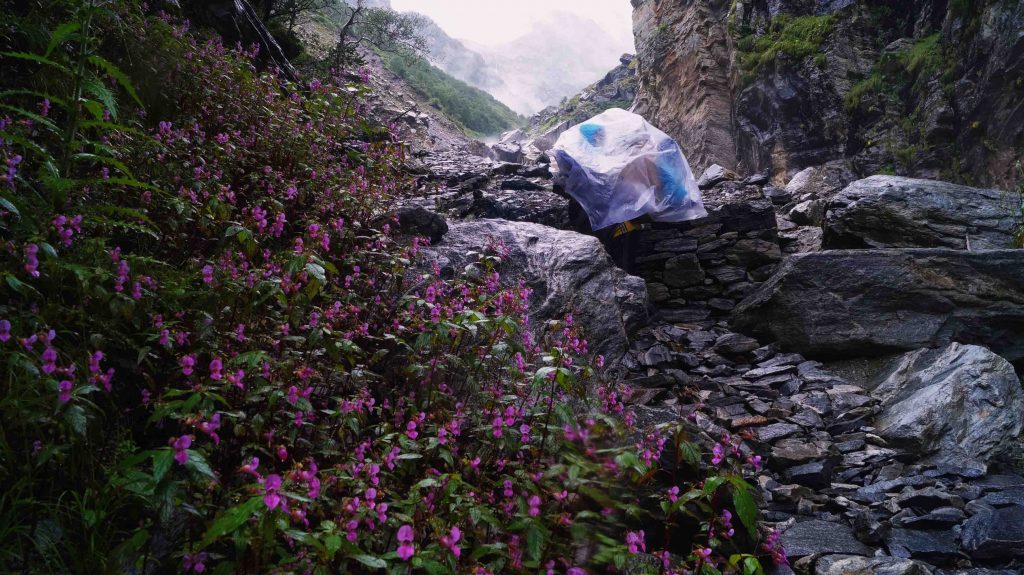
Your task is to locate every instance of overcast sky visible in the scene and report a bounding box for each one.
[390,0,635,49]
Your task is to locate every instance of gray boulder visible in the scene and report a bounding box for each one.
[732,249,1024,362]
[788,199,827,226]
[871,343,1024,466]
[960,505,1024,560]
[823,176,1018,250]
[392,206,448,244]
[428,219,648,363]
[697,163,739,189]
[785,161,857,201]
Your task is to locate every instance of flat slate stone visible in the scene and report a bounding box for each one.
[886,528,958,560]
[757,422,802,442]
[780,520,871,559]
[815,555,933,575]
[894,506,965,529]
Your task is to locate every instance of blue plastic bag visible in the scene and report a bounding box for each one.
[551,108,706,230]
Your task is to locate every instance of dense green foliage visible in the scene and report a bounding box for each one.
[736,15,835,74]
[0,1,775,574]
[382,53,522,137]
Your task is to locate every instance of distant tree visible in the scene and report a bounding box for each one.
[329,0,428,68]
[261,0,333,31]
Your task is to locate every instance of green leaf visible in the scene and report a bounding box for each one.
[304,262,326,283]
[5,274,42,298]
[702,476,726,497]
[185,451,217,480]
[78,120,149,138]
[87,54,143,107]
[0,195,20,218]
[525,524,543,562]
[743,556,764,575]
[46,22,81,57]
[324,534,342,558]
[0,103,59,133]
[351,554,387,569]
[152,449,174,483]
[732,485,758,539]
[82,76,117,120]
[0,90,68,108]
[0,51,71,74]
[65,404,88,435]
[199,497,262,548]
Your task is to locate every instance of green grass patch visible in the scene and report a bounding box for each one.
[380,53,522,136]
[737,14,835,72]
[844,71,885,112]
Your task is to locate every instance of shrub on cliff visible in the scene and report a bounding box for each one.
[0,2,775,573]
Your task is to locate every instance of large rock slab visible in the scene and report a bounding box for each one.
[871,343,1024,466]
[815,555,933,575]
[429,219,649,362]
[823,176,1018,250]
[960,505,1024,560]
[732,249,1024,362]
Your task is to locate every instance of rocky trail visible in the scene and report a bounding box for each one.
[391,141,1024,575]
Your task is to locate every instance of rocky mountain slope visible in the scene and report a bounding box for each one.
[413,9,631,115]
[632,0,1024,189]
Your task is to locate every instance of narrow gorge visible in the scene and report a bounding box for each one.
[396,1,1024,574]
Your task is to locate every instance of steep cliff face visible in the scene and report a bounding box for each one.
[632,0,1024,188]
[632,0,737,173]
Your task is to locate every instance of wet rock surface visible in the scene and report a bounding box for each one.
[732,249,1024,362]
[871,343,1024,467]
[427,218,648,364]
[823,176,1018,250]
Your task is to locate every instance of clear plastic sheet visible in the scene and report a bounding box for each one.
[551,108,706,230]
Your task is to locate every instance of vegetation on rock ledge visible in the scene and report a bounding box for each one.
[736,14,835,75]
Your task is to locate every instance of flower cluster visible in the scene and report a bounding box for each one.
[0,5,769,574]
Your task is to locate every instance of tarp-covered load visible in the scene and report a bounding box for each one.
[551,108,706,230]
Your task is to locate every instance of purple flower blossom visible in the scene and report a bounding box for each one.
[41,347,58,374]
[24,243,39,277]
[263,474,282,509]
[440,525,461,558]
[711,443,725,466]
[667,485,679,502]
[396,524,415,560]
[0,320,10,343]
[58,380,73,403]
[183,551,208,573]
[180,354,196,376]
[172,435,191,465]
[208,357,222,380]
[625,530,645,554]
[528,495,541,517]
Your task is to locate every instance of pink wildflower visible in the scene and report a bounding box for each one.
[172,435,191,465]
[396,524,415,561]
